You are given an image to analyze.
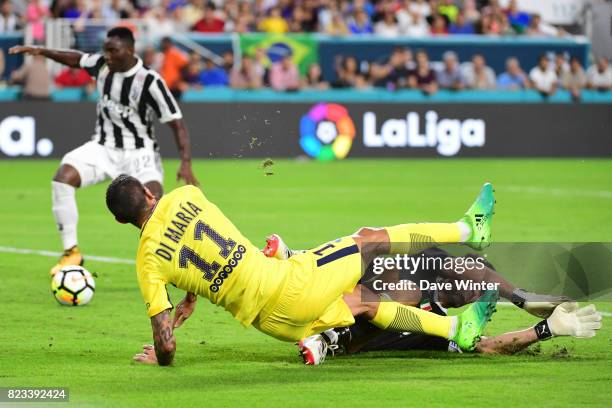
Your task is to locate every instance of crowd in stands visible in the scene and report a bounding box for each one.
[3,37,611,101]
[1,1,611,100]
[0,0,574,39]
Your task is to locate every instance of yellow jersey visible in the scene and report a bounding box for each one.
[136,185,286,326]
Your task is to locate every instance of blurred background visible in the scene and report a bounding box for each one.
[0,0,611,159]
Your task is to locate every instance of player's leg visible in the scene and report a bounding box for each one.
[343,283,498,351]
[50,141,112,275]
[352,183,495,267]
[126,149,164,200]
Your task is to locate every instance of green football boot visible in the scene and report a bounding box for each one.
[461,182,495,250]
[452,289,499,352]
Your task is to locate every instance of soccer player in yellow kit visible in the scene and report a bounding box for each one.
[105,175,498,366]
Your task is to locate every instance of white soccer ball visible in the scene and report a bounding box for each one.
[51,265,96,306]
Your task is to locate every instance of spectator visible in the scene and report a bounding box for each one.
[375,9,400,38]
[529,55,558,96]
[230,55,264,89]
[1,0,21,32]
[497,57,528,90]
[145,7,178,40]
[462,0,481,24]
[505,0,530,34]
[269,54,300,91]
[463,54,496,89]
[408,0,431,19]
[179,53,204,91]
[0,48,5,84]
[348,9,373,34]
[429,13,448,35]
[318,0,340,32]
[299,0,319,32]
[382,48,412,89]
[449,12,474,34]
[193,3,225,33]
[561,57,586,101]
[438,0,459,23]
[408,50,437,94]
[437,51,464,90]
[252,47,268,85]
[59,0,86,19]
[200,58,229,87]
[233,13,256,33]
[554,53,569,77]
[159,37,189,98]
[586,57,612,91]
[222,0,241,32]
[258,6,289,34]
[301,62,329,89]
[325,12,349,36]
[10,54,51,99]
[397,4,429,36]
[142,46,163,72]
[182,0,206,28]
[54,67,92,89]
[481,0,502,18]
[526,14,559,37]
[332,55,362,88]
[26,0,49,44]
[101,0,131,26]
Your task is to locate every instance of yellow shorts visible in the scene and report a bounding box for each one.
[253,236,362,341]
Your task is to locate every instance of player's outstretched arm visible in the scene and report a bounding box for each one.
[167,119,199,186]
[511,289,573,318]
[134,309,176,366]
[173,292,197,329]
[475,302,602,354]
[8,46,83,68]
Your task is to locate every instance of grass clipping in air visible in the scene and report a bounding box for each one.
[260,158,274,176]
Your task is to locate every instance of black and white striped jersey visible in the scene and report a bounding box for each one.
[80,53,182,150]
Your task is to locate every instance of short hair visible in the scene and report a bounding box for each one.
[443,51,458,61]
[107,27,135,47]
[106,175,148,225]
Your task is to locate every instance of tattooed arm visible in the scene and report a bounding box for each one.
[133,309,176,366]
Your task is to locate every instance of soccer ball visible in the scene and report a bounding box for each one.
[51,266,96,306]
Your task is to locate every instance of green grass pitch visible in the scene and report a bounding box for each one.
[0,158,611,407]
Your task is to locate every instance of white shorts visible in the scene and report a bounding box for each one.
[61,141,164,188]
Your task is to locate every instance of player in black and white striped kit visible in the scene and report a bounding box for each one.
[10,27,200,275]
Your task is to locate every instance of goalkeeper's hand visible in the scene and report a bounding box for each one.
[512,288,573,318]
[544,302,602,338]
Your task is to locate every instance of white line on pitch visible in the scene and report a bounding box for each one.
[0,246,135,265]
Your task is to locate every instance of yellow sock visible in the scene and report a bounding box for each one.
[385,223,461,254]
[370,301,455,339]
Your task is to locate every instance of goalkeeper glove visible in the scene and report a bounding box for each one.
[533,302,602,340]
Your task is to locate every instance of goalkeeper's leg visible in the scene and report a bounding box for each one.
[344,284,498,352]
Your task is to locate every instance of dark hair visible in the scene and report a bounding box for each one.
[107,27,135,47]
[106,174,148,225]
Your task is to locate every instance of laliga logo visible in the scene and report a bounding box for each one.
[0,116,53,157]
[299,103,356,161]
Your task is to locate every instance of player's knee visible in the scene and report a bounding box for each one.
[52,164,81,187]
[354,227,386,242]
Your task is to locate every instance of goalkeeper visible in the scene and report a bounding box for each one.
[261,235,603,363]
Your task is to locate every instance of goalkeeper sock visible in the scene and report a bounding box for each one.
[370,301,458,339]
[52,181,79,250]
[385,223,464,254]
